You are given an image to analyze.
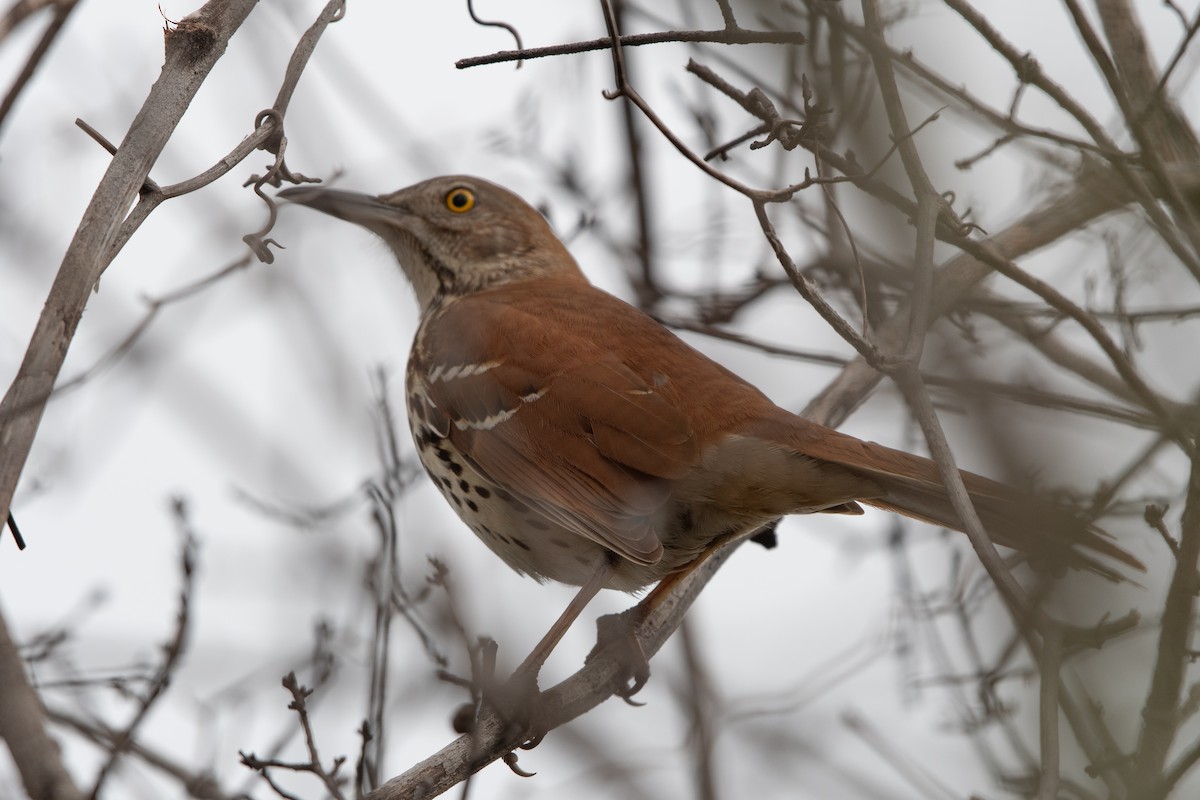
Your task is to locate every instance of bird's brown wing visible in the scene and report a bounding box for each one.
[416,273,1143,581]
[414,283,701,566]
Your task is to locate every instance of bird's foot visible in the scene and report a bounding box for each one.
[446,637,546,750]
[587,608,651,703]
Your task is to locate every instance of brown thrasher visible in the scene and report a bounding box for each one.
[279,175,1139,684]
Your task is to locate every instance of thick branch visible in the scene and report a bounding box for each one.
[0,7,258,796]
[0,0,258,524]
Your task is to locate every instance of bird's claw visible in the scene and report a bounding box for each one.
[446,639,546,749]
[589,609,652,702]
[502,750,537,777]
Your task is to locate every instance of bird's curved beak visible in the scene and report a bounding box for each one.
[277,186,408,231]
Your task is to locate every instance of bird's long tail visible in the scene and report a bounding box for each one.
[752,415,1144,581]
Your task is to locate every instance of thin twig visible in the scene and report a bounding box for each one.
[943,0,1200,281]
[456,27,806,69]
[88,498,197,799]
[1132,448,1200,796]
[1038,625,1062,800]
[46,707,240,800]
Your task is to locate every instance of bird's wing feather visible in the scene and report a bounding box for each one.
[414,286,700,565]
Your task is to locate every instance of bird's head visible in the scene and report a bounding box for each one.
[279,175,583,311]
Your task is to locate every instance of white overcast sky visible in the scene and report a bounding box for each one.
[1,2,1196,798]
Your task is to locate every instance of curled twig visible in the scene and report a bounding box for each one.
[466,0,523,68]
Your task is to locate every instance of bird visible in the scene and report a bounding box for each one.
[278,175,1141,685]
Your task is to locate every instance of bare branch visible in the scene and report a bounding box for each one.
[0,0,258,530]
[1133,447,1200,796]
[0,600,84,800]
[0,0,78,134]
[456,27,806,70]
[362,542,745,799]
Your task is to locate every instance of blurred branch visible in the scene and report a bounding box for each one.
[842,710,960,799]
[858,0,940,365]
[610,0,660,307]
[0,0,258,532]
[855,13,1048,733]
[681,43,1200,431]
[1065,0,1200,269]
[0,0,64,37]
[981,295,1190,421]
[6,1,1187,796]
[0,598,84,800]
[1150,5,1200,108]
[53,254,255,397]
[943,0,1200,281]
[364,4,1192,792]
[0,5,262,800]
[951,236,1184,440]
[1094,0,1200,163]
[1038,625,1062,800]
[676,620,718,800]
[46,708,239,800]
[88,498,197,799]
[0,0,78,135]
[1133,443,1200,797]
[754,199,882,362]
[804,162,1200,428]
[815,4,1111,159]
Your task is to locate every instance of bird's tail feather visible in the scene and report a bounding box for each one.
[860,472,1141,582]
[754,415,1145,580]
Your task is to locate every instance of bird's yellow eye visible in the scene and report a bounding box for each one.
[445,188,476,213]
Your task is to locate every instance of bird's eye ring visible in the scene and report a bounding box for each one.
[445,188,476,213]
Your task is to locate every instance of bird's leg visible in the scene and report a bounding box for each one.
[455,561,613,748]
[587,526,767,701]
[511,558,614,681]
[586,565,693,702]
[458,560,611,748]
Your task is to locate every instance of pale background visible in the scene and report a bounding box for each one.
[0,2,1193,798]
